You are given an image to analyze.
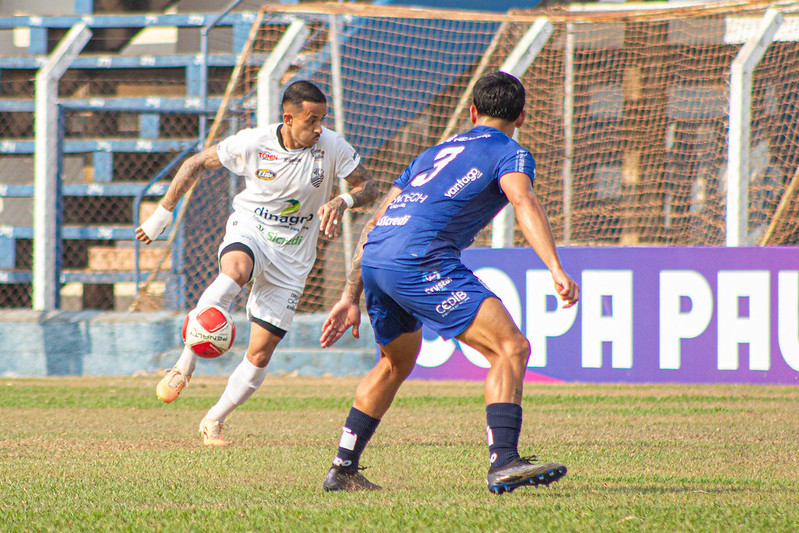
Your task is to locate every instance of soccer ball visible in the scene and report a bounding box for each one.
[181,305,236,359]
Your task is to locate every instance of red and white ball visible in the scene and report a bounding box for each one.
[181,305,236,359]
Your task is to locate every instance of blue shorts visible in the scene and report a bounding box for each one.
[362,260,496,346]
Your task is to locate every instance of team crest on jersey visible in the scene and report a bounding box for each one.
[256,169,277,181]
[311,167,324,188]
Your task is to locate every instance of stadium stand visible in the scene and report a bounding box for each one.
[5,0,799,315]
[0,1,264,310]
[0,0,533,312]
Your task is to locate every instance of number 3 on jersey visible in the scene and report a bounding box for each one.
[410,146,465,187]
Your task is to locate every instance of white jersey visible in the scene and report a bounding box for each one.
[216,124,360,285]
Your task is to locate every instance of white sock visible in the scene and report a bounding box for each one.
[205,355,268,423]
[197,273,242,311]
[175,274,242,377]
[174,345,197,376]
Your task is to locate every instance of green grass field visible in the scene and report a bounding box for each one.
[1,375,797,532]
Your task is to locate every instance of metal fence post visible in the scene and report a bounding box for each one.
[491,18,553,249]
[200,0,245,142]
[727,9,783,246]
[562,23,575,247]
[256,18,310,127]
[33,22,91,310]
[329,14,355,271]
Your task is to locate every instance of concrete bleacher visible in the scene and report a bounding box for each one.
[0,2,379,378]
[0,5,263,309]
[0,1,529,311]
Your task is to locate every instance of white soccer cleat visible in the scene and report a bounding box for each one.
[199,418,228,447]
[156,367,190,404]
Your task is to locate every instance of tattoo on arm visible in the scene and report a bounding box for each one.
[344,164,379,208]
[342,186,400,301]
[343,221,373,301]
[161,147,222,211]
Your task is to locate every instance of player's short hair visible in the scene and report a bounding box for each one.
[282,80,326,108]
[472,71,525,122]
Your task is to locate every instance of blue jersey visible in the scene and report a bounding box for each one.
[361,125,535,270]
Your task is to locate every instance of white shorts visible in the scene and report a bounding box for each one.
[217,212,306,331]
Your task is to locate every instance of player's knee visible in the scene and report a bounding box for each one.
[219,250,254,285]
[381,356,415,382]
[393,358,416,380]
[221,264,251,286]
[245,349,272,368]
[502,332,530,367]
[382,355,415,382]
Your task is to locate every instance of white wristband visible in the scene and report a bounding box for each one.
[140,205,172,240]
[338,193,355,208]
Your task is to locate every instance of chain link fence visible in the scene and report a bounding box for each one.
[0,10,255,309]
[4,2,799,311]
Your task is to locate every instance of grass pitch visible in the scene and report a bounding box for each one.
[1,375,797,532]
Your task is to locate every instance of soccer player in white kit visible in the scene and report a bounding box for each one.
[135,81,378,445]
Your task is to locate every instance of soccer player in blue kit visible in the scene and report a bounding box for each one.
[319,71,580,493]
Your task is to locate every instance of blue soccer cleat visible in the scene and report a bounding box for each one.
[323,466,382,492]
[486,456,567,494]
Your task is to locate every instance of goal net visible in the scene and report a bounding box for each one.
[133,0,799,313]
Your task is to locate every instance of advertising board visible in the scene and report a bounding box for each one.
[410,247,799,384]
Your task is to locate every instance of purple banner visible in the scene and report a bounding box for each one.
[408,247,799,384]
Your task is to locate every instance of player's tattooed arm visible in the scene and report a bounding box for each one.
[161,145,223,211]
[342,164,379,209]
[320,185,400,348]
[341,224,371,301]
[341,185,402,301]
[319,163,378,238]
[136,145,223,244]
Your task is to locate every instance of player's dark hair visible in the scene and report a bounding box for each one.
[472,71,525,122]
[282,80,326,108]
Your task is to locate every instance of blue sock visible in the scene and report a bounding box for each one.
[486,403,522,468]
[333,407,380,471]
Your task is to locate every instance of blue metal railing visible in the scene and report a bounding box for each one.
[132,140,200,298]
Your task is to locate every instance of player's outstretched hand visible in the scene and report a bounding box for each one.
[318,197,347,239]
[136,205,172,245]
[320,298,361,348]
[552,267,580,308]
[134,226,152,245]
